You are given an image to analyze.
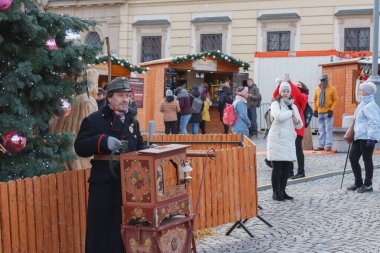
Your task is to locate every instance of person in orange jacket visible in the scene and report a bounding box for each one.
[273,74,308,178]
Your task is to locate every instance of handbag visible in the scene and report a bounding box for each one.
[343,119,355,144]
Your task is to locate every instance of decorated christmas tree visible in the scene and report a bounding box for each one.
[0,0,101,181]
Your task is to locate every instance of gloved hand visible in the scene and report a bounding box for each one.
[107,136,122,151]
[313,111,318,117]
[327,110,334,118]
[366,139,378,148]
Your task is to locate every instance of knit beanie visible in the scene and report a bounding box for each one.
[279,82,291,93]
[166,89,173,97]
[360,81,377,95]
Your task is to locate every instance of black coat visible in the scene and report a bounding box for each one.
[74,105,148,253]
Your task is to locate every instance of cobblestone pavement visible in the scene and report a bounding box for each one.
[197,134,380,252]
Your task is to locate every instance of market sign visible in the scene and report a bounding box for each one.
[129,78,144,108]
[192,59,217,71]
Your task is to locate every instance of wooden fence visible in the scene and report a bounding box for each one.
[0,134,257,253]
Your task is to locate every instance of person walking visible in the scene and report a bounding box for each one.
[200,93,211,134]
[160,89,180,134]
[231,86,251,137]
[267,82,303,201]
[246,78,262,137]
[273,75,308,178]
[218,81,233,134]
[313,74,339,151]
[347,81,380,193]
[189,89,204,134]
[176,84,192,134]
[74,77,148,253]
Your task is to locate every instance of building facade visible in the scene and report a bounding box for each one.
[46,0,375,69]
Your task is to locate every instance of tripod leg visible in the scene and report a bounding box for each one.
[237,218,249,228]
[257,215,273,227]
[225,221,240,236]
[340,144,351,189]
[258,205,263,210]
[238,221,254,238]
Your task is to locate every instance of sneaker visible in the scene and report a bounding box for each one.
[291,173,305,179]
[314,147,324,151]
[347,184,361,191]
[325,147,332,151]
[356,185,373,193]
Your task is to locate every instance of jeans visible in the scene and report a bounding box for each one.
[247,107,258,135]
[317,112,334,148]
[191,123,199,134]
[349,139,375,187]
[180,114,191,134]
[164,121,178,134]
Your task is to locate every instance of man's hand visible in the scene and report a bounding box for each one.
[327,110,334,118]
[107,136,122,151]
[366,140,377,148]
[313,111,318,117]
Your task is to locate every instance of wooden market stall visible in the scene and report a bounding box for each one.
[137,51,250,133]
[320,56,373,127]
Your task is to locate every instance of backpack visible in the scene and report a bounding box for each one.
[190,95,203,114]
[304,103,313,128]
[223,103,238,126]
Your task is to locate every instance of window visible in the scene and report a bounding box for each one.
[267,31,291,51]
[344,28,370,51]
[200,34,223,52]
[85,32,101,45]
[141,36,162,62]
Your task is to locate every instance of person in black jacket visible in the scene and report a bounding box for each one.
[218,81,233,134]
[75,77,148,253]
[189,89,204,134]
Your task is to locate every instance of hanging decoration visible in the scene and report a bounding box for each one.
[0,0,12,11]
[93,55,149,74]
[2,130,27,153]
[53,98,72,118]
[172,50,250,71]
[46,37,58,50]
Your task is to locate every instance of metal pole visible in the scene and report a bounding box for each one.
[368,0,380,106]
[106,37,112,82]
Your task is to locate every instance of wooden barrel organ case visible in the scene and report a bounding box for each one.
[120,144,194,253]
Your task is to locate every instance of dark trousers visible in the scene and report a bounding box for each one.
[176,113,181,132]
[272,161,292,193]
[290,135,305,175]
[247,107,258,135]
[200,120,207,134]
[164,121,178,134]
[349,139,375,187]
[219,110,229,134]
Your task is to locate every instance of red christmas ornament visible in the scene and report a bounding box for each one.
[2,130,27,153]
[0,0,12,11]
[53,98,72,118]
[46,37,58,50]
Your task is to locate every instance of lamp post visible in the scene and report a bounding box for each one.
[368,0,380,105]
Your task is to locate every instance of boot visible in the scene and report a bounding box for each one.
[273,191,285,201]
[283,191,294,200]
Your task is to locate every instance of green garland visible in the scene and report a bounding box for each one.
[93,55,149,74]
[172,50,250,71]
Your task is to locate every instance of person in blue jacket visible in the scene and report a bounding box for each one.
[347,81,380,193]
[232,86,251,137]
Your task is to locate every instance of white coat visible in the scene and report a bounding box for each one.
[267,99,303,161]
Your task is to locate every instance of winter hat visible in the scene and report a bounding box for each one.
[166,89,173,97]
[237,86,249,98]
[360,81,377,95]
[279,82,291,93]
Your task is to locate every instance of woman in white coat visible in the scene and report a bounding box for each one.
[267,82,303,201]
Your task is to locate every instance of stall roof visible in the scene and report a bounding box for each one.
[94,55,149,73]
[318,58,372,67]
[255,49,372,59]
